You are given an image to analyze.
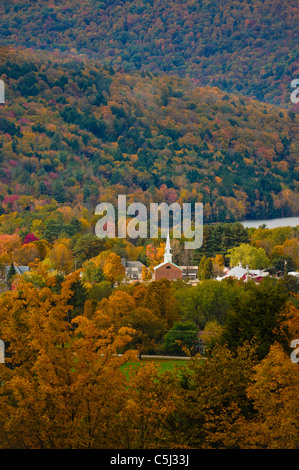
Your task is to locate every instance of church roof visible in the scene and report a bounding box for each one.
[154,260,183,270]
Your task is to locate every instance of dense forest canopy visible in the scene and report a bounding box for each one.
[0,48,298,223]
[0,0,298,105]
[0,1,298,452]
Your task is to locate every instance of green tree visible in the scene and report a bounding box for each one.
[52,180,66,204]
[203,257,213,280]
[6,263,16,289]
[162,321,199,356]
[227,243,270,270]
[174,279,240,327]
[120,307,166,358]
[221,278,289,360]
[72,234,107,267]
[198,256,213,280]
[81,260,106,286]
[198,255,209,280]
[88,281,113,308]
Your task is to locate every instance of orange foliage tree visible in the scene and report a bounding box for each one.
[0,269,136,449]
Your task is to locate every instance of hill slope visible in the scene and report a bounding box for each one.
[0,48,298,222]
[0,0,298,105]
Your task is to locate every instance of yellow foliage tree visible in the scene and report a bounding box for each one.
[12,242,41,267]
[114,362,179,449]
[0,233,21,258]
[245,343,299,449]
[145,242,165,269]
[0,269,136,449]
[102,252,125,284]
[212,254,225,277]
[141,265,153,281]
[49,242,74,274]
[90,251,125,284]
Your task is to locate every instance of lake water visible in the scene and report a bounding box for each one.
[241,217,299,229]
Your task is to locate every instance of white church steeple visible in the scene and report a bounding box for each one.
[164,230,172,263]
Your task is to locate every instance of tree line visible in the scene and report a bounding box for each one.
[0,268,298,449]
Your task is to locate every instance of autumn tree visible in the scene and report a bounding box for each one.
[114,362,179,449]
[23,233,39,244]
[145,242,165,269]
[48,241,74,274]
[96,290,136,327]
[0,252,10,279]
[0,233,21,259]
[0,268,136,449]
[141,279,179,329]
[12,242,41,266]
[276,296,299,352]
[141,265,153,281]
[34,239,52,261]
[90,251,125,285]
[102,252,125,285]
[245,343,299,448]
[163,342,257,449]
[212,254,225,278]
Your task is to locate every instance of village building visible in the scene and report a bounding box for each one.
[153,231,183,281]
[216,263,269,282]
[180,265,199,282]
[288,271,299,278]
[121,233,199,283]
[5,264,29,279]
[121,259,145,281]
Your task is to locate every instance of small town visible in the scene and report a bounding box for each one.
[0,0,298,459]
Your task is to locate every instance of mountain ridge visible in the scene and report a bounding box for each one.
[0,47,298,223]
[0,0,298,105]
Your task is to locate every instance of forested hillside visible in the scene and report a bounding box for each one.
[0,47,298,223]
[1,0,299,454]
[0,0,298,105]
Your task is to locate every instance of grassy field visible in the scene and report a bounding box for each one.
[120,357,190,378]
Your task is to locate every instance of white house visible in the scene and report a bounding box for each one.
[121,259,145,281]
[217,263,269,282]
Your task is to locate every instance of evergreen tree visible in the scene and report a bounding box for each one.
[221,278,289,360]
[203,258,213,280]
[198,256,207,280]
[6,263,16,289]
[162,321,199,356]
[52,180,66,204]
[198,256,213,280]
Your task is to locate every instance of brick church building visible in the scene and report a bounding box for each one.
[154,231,183,281]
